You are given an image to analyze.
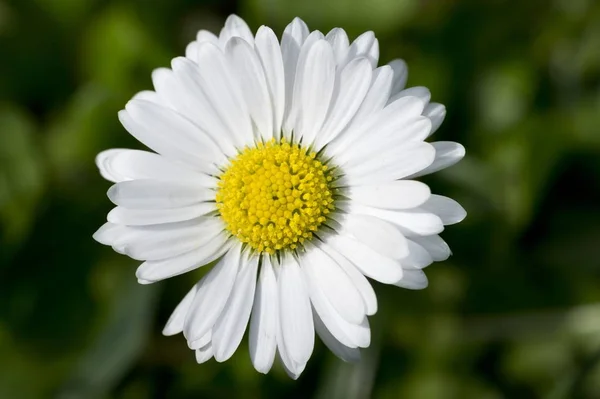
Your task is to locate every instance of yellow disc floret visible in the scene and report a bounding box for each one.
[216,139,335,254]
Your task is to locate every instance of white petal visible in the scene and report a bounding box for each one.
[198,29,219,44]
[122,100,224,171]
[331,95,426,162]
[249,256,278,374]
[281,17,310,135]
[314,58,372,151]
[186,30,220,62]
[313,310,361,362]
[255,26,285,138]
[423,102,446,136]
[279,254,314,365]
[225,37,273,140]
[326,234,403,284]
[325,28,349,65]
[293,39,336,144]
[411,235,451,262]
[342,214,409,260]
[219,14,254,47]
[170,57,237,156]
[300,253,370,348]
[189,331,212,350]
[131,90,168,107]
[162,283,199,336]
[420,194,466,225]
[389,86,431,106]
[351,203,445,236]
[409,141,466,178]
[321,244,378,316]
[344,65,393,134]
[344,31,378,68]
[183,244,241,341]
[303,244,365,324]
[107,203,216,226]
[93,222,126,246]
[343,141,436,186]
[107,180,212,210]
[194,42,254,147]
[389,59,408,94]
[401,239,434,269]
[394,267,429,290]
[135,232,230,283]
[95,149,216,185]
[212,254,258,362]
[195,343,214,363]
[123,218,224,261]
[348,180,431,210]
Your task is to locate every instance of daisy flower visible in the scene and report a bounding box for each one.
[94,15,466,378]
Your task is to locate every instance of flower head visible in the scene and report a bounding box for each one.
[94,15,466,378]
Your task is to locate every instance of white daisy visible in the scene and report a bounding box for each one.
[93,15,466,378]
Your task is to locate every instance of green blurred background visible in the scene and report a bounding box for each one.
[2,0,600,397]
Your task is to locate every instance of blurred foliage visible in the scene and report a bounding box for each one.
[1,0,600,398]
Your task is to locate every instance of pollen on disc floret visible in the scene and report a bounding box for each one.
[216,139,336,254]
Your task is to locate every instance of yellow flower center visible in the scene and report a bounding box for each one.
[216,139,336,254]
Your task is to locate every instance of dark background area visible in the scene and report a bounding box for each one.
[1,0,600,398]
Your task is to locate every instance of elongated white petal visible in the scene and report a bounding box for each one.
[327,234,403,284]
[342,214,409,260]
[322,244,378,316]
[197,30,219,44]
[348,180,431,210]
[107,203,216,226]
[423,102,446,136]
[226,37,273,140]
[255,26,285,138]
[123,218,224,261]
[300,253,370,348]
[411,235,451,261]
[419,194,466,225]
[394,267,429,290]
[279,254,314,365]
[351,203,445,236]
[249,256,278,374]
[410,141,466,178]
[401,239,434,269]
[194,42,254,147]
[304,244,365,324]
[107,180,213,210]
[186,30,220,62]
[344,31,378,68]
[281,17,310,135]
[219,14,254,46]
[314,58,372,150]
[195,343,214,363]
[212,254,258,362]
[96,149,217,186]
[170,57,237,156]
[184,244,242,341]
[313,310,361,362]
[293,39,336,144]
[123,100,224,171]
[343,141,436,186]
[162,283,199,336]
[189,331,212,350]
[346,65,393,130]
[389,86,431,105]
[135,233,230,283]
[331,96,426,162]
[93,222,126,246]
[389,59,408,94]
[325,28,349,65]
